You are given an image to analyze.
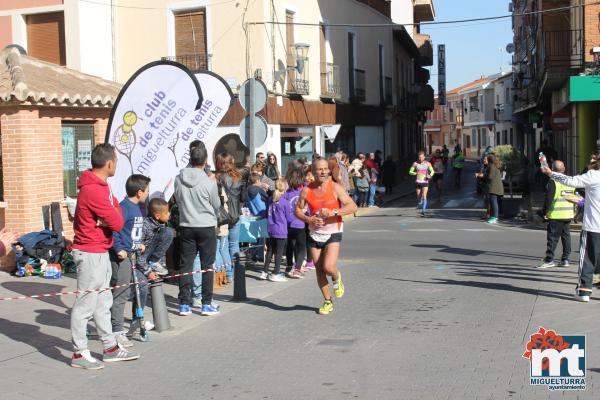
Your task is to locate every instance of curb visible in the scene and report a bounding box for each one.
[344,189,414,220]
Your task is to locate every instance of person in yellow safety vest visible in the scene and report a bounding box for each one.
[538,160,575,269]
[452,148,465,188]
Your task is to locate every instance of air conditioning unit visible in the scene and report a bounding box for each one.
[508,2,514,12]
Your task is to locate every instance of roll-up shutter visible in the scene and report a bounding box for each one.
[26,12,66,66]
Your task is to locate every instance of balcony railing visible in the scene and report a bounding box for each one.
[287,58,310,96]
[320,63,341,99]
[161,53,209,72]
[541,29,583,69]
[353,68,366,102]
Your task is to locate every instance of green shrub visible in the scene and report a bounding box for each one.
[494,144,526,178]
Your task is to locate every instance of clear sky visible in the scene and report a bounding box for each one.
[421,0,513,92]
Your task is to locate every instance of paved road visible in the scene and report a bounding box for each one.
[1,167,598,399]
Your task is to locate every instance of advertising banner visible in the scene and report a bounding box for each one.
[106,61,233,201]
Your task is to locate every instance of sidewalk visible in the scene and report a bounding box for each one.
[0,264,310,384]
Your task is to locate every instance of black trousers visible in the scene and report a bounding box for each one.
[178,227,216,306]
[545,219,571,263]
[285,227,307,272]
[263,238,287,275]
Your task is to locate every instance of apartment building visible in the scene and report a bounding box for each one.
[425,74,518,158]
[0,0,436,244]
[512,0,600,173]
[0,0,436,169]
[492,72,517,147]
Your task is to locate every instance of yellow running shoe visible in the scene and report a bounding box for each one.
[333,271,345,298]
[318,300,334,315]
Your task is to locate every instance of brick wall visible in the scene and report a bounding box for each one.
[0,105,111,270]
[584,1,600,62]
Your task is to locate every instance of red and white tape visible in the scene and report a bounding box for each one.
[0,265,229,301]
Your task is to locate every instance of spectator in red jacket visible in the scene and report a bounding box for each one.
[70,143,139,370]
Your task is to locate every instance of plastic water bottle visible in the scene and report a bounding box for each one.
[539,152,548,169]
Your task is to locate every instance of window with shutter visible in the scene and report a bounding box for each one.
[174,10,208,72]
[62,123,95,197]
[26,12,66,66]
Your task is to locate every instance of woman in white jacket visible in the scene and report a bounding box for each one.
[542,155,600,302]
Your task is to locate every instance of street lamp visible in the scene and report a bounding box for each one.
[292,43,310,74]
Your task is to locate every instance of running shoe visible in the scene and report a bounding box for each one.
[179,304,192,316]
[71,349,104,370]
[333,272,345,298]
[268,273,288,282]
[318,300,334,315]
[537,260,556,269]
[290,269,304,279]
[574,289,591,302]
[151,262,169,276]
[103,344,140,362]
[115,332,133,348]
[305,261,316,270]
[559,260,570,267]
[259,271,268,280]
[486,217,498,224]
[201,303,221,316]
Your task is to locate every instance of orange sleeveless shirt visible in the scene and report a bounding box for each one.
[305,179,343,234]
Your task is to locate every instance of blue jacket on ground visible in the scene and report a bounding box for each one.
[281,187,305,229]
[267,197,291,239]
[247,185,268,217]
[112,198,143,253]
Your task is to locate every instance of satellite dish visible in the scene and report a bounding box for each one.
[506,43,515,54]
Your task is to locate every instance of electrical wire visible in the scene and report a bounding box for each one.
[246,1,600,28]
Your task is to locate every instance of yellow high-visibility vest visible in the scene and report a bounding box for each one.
[547,180,575,220]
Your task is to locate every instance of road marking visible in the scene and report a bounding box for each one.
[459,228,499,232]
[404,228,449,232]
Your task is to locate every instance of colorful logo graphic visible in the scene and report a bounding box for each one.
[523,327,586,391]
[114,111,138,172]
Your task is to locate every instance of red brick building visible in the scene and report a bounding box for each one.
[0,47,121,269]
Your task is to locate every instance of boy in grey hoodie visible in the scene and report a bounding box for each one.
[174,146,221,316]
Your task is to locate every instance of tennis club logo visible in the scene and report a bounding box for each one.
[522,327,586,391]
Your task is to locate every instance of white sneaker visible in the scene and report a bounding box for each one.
[115,332,134,348]
[259,271,268,280]
[151,262,169,276]
[268,273,288,282]
[574,289,591,302]
[559,260,570,267]
[537,261,556,269]
[71,349,104,370]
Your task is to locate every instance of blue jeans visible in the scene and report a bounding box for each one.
[216,235,233,279]
[228,220,241,260]
[368,184,377,206]
[130,269,149,321]
[192,254,202,299]
[489,194,499,218]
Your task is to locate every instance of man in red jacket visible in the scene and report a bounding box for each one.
[70,143,139,369]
